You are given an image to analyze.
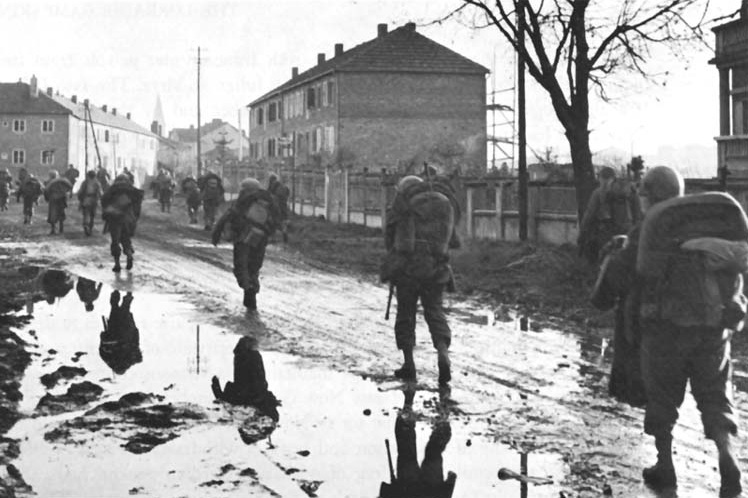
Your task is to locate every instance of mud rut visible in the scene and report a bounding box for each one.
[8,199,748,497]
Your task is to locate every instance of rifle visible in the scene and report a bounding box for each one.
[385,439,396,482]
[385,283,394,320]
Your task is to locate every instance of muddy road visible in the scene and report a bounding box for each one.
[2,197,748,497]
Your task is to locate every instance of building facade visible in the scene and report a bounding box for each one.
[169,119,249,176]
[0,76,158,186]
[246,22,488,175]
[712,2,748,177]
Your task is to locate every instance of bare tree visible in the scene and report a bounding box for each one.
[444,0,727,218]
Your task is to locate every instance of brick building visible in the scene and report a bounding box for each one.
[246,22,489,175]
[0,76,158,186]
[712,1,748,177]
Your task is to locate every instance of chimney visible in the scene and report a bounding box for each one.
[317,53,326,65]
[71,95,77,104]
[377,23,388,37]
[29,75,38,98]
[743,0,748,18]
[292,66,299,78]
[84,98,89,107]
[46,87,53,97]
[405,22,416,31]
[102,104,108,112]
[126,112,131,120]
[334,43,344,56]
[151,121,159,134]
[112,108,117,115]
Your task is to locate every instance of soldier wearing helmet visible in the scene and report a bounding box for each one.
[593,165,743,496]
[212,177,280,311]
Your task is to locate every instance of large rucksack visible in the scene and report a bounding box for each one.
[21,178,42,198]
[224,190,277,246]
[637,192,748,329]
[393,180,459,257]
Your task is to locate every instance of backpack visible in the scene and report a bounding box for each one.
[22,178,42,198]
[637,192,748,329]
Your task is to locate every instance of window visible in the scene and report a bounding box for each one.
[321,83,327,107]
[267,138,275,157]
[307,87,316,108]
[12,119,26,133]
[12,149,25,164]
[257,108,264,125]
[327,81,335,106]
[324,126,335,152]
[41,150,54,165]
[42,119,55,133]
[268,102,277,122]
[104,130,110,142]
[311,129,317,152]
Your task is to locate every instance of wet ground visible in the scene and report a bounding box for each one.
[1,198,748,497]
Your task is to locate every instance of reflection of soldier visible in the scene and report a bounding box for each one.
[211,336,280,421]
[267,174,290,242]
[181,176,201,224]
[40,269,74,304]
[212,178,279,311]
[101,175,144,272]
[198,171,224,230]
[76,277,103,312]
[379,388,456,498]
[100,290,142,375]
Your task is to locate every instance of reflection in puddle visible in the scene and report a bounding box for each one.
[9,274,566,497]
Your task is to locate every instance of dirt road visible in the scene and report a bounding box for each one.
[2,197,747,497]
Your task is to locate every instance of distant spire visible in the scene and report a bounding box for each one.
[152,95,166,137]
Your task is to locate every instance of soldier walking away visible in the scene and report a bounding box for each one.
[379,387,456,498]
[155,168,175,212]
[77,170,104,236]
[0,169,12,211]
[212,178,279,311]
[594,165,746,497]
[63,164,80,197]
[76,276,103,312]
[121,166,135,186]
[18,174,42,224]
[96,165,111,192]
[267,173,290,242]
[211,336,281,421]
[101,174,144,272]
[181,175,201,224]
[199,170,224,230]
[578,166,640,264]
[44,171,73,235]
[381,174,461,387]
[100,290,142,375]
[15,167,28,203]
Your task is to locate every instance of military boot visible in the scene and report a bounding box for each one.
[643,435,676,490]
[112,256,121,273]
[58,221,63,234]
[243,290,257,310]
[437,345,451,386]
[49,223,56,235]
[715,431,742,498]
[125,253,134,270]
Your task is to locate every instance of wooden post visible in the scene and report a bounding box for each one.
[495,182,504,239]
[324,166,330,221]
[345,168,350,224]
[380,168,387,229]
[466,185,474,239]
[527,185,538,241]
[362,167,368,227]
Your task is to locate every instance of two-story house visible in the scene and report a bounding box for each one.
[712,1,748,177]
[0,76,158,185]
[246,22,489,175]
[169,119,249,175]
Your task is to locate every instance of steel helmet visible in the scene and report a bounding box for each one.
[240,178,261,193]
[397,175,423,193]
[639,166,684,204]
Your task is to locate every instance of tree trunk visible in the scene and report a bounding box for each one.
[565,124,596,221]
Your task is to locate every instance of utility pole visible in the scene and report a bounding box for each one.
[517,0,528,241]
[84,104,89,172]
[197,46,202,177]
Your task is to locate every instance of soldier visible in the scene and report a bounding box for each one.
[211,336,280,421]
[181,175,201,224]
[594,166,745,497]
[156,168,175,212]
[267,173,290,242]
[77,170,104,236]
[96,165,111,191]
[18,174,42,224]
[199,171,224,230]
[121,166,135,186]
[44,170,72,235]
[63,164,80,196]
[578,166,640,264]
[15,167,28,203]
[212,177,278,311]
[101,174,144,272]
[0,169,12,211]
[381,174,460,387]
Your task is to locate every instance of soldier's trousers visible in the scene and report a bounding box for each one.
[641,319,737,440]
[394,280,451,350]
[22,196,35,218]
[233,241,266,292]
[47,198,66,224]
[109,220,134,258]
[82,204,97,229]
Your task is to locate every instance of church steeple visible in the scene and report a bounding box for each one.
[152,95,166,137]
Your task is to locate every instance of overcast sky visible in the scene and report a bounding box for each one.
[0,0,737,171]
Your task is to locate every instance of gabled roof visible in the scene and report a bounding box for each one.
[170,120,239,143]
[248,22,489,107]
[50,94,155,137]
[0,82,71,115]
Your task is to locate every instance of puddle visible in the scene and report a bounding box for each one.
[7,274,566,497]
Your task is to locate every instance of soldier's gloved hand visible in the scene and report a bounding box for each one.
[600,235,628,259]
